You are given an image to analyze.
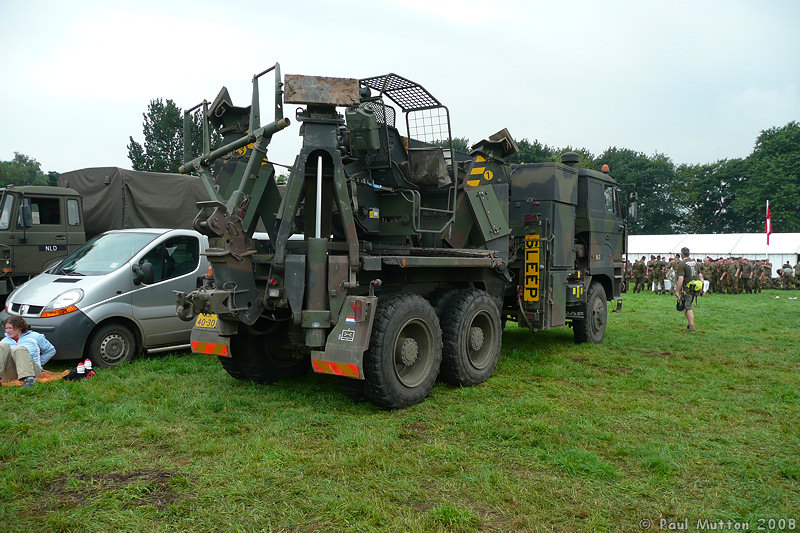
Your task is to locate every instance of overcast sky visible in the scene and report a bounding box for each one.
[1,0,798,174]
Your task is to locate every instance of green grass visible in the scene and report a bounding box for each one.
[2,290,799,531]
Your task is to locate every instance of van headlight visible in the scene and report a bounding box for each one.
[42,289,84,318]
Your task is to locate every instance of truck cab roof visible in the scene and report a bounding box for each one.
[1,185,81,197]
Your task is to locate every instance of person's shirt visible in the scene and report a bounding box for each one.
[1,330,56,367]
[676,258,699,282]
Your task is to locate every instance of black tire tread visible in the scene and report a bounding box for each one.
[364,293,442,409]
[219,328,306,384]
[88,323,136,368]
[573,282,607,344]
[440,289,502,386]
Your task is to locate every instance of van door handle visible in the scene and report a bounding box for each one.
[55,235,66,240]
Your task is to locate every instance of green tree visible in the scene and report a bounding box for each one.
[736,121,800,233]
[0,153,54,187]
[598,147,677,234]
[673,159,747,233]
[128,99,220,173]
[505,138,557,164]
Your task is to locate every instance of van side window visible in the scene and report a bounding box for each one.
[139,236,200,283]
[66,199,80,226]
[0,195,13,230]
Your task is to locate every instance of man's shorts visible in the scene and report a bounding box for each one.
[679,291,693,311]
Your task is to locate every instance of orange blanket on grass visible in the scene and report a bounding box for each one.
[1,369,70,387]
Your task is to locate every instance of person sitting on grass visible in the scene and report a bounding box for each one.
[0,315,56,388]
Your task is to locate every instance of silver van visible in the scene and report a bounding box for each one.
[1,228,210,367]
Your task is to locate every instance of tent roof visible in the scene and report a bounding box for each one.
[629,233,800,258]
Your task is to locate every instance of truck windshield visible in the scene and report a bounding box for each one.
[0,193,13,230]
[54,232,159,276]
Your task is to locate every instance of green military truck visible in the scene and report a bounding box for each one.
[175,65,631,408]
[0,168,212,298]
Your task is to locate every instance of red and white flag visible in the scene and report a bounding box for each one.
[765,200,772,245]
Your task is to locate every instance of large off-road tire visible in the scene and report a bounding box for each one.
[427,288,460,318]
[440,289,502,386]
[219,326,307,384]
[364,293,442,409]
[573,282,607,344]
[88,323,137,368]
[337,378,368,403]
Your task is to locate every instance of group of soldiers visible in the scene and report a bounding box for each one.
[624,255,800,294]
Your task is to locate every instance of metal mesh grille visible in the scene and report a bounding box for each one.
[360,74,442,112]
[362,101,395,127]
[360,101,392,168]
[408,108,449,146]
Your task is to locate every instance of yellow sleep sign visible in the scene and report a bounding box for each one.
[523,234,540,302]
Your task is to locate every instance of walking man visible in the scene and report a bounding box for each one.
[675,247,703,332]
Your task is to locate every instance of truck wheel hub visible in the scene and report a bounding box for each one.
[398,337,419,366]
[469,327,484,351]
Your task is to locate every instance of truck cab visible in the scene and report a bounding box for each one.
[0,186,85,296]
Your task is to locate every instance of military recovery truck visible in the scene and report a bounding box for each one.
[175,65,630,408]
[0,168,211,297]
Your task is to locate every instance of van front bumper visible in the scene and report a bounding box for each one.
[0,309,96,361]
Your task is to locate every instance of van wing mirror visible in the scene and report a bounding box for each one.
[132,261,155,285]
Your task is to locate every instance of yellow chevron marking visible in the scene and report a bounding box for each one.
[475,155,487,162]
[467,179,481,187]
[471,166,485,175]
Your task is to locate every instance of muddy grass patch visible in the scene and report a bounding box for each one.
[46,468,189,510]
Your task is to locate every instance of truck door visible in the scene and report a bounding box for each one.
[16,195,71,274]
[131,234,203,347]
[64,197,84,254]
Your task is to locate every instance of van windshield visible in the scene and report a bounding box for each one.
[54,232,159,276]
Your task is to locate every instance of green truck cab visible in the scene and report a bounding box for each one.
[0,185,85,296]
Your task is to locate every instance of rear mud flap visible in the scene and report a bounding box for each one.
[311,295,377,379]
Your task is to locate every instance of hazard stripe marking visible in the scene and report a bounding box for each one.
[467,179,481,187]
[192,341,230,357]
[470,166,485,175]
[475,155,486,162]
[312,359,359,378]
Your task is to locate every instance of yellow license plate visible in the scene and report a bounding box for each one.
[195,313,218,329]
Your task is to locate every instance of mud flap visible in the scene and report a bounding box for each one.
[190,314,237,357]
[311,295,377,379]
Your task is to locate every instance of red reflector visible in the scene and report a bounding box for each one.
[354,299,363,322]
[524,215,538,222]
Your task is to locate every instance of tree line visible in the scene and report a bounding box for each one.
[476,120,800,235]
[2,96,798,234]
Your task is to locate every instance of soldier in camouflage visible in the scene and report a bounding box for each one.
[676,247,703,332]
[633,256,647,293]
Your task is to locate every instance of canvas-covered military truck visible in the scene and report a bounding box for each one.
[174,64,632,409]
[0,168,212,297]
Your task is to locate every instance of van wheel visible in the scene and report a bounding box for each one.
[89,324,136,367]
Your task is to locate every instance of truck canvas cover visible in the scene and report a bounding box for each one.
[58,167,211,236]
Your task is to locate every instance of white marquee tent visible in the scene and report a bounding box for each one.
[628,233,800,276]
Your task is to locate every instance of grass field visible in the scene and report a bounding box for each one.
[2,290,799,532]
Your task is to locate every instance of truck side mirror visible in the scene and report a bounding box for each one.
[132,261,155,285]
[20,203,33,228]
[627,192,638,222]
